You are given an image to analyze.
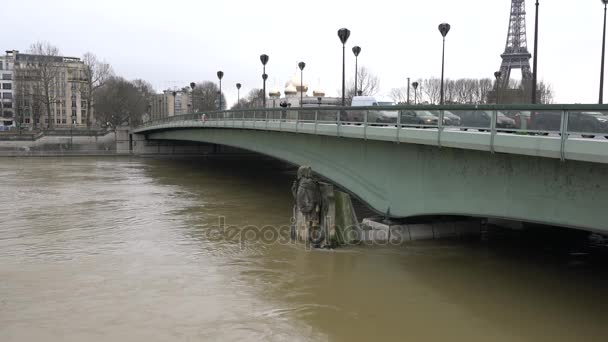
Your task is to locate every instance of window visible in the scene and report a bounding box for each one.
[2,83,11,90]
[72,109,77,117]
[56,119,61,124]
[72,100,77,108]
[62,119,66,124]
[2,92,12,99]
[3,110,13,118]
[4,103,12,109]
[25,118,30,124]
[2,74,11,80]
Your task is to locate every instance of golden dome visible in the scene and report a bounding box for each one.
[284,83,297,95]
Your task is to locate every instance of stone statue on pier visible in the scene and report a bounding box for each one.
[291,165,361,248]
[291,166,323,247]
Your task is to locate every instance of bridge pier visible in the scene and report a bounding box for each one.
[292,166,361,248]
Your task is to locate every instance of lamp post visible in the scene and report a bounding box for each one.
[260,54,269,108]
[531,0,539,104]
[494,71,502,104]
[236,83,241,108]
[70,115,75,149]
[438,23,451,105]
[352,46,361,96]
[189,82,196,113]
[338,28,351,106]
[216,71,224,110]
[412,82,419,105]
[298,62,305,107]
[600,0,608,103]
[261,74,268,108]
[407,77,411,104]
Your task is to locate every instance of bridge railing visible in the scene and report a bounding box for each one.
[137,104,608,140]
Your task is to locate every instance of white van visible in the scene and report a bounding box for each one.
[350,96,397,123]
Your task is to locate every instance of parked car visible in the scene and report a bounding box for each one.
[350,96,398,123]
[459,111,516,131]
[400,110,439,126]
[503,110,531,129]
[530,111,608,138]
[430,110,461,126]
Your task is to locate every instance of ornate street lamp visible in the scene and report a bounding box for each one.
[531,0,539,104]
[217,71,224,110]
[600,0,608,103]
[494,71,502,104]
[412,82,419,105]
[260,54,269,108]
[338,28,351,106]
[438,23,451,105]
[352,46,361,96]
[236,83,242,107]
[190,82,196,113]
[298,62,306,107]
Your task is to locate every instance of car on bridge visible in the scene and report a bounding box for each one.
[430,110,461,126]
[458,111,516,131]
[530,111,608,138]
[400,110,439,126]
[350,96,398,123]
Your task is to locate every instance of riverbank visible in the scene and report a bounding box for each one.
[0,129,117,156]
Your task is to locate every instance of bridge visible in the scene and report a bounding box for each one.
[131,104,608,232]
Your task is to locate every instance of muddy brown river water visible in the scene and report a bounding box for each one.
[0,157,606,341]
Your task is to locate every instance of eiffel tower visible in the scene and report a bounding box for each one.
[499,0,532,87]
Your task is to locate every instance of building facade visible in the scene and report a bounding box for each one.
[0,51,15,128]
[1,50,91,130]
[150,90,191,121]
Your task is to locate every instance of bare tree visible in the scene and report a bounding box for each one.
[389,87,409,104]
[343,66,380,103]
[191,81,227,111]
[422,78,441,104]
[231,88,263,109]
[24,41,62,129]
[93,77,149,135]
[82,52,113,128]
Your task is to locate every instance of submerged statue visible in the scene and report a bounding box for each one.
[291,166,324,247]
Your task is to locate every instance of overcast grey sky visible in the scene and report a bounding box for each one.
[3,0,604,105]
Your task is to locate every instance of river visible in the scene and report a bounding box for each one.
[0,157,606,342]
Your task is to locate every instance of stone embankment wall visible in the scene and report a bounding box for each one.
[0,130,117,156]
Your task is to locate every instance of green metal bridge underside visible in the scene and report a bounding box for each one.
[146,128,608,232]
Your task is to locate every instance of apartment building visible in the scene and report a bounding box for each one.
[1,50,91,129]
[150,90,191,120]
[0,51,15,128]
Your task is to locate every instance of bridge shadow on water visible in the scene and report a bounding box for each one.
[139,154,608,341]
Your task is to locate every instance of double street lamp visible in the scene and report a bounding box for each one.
[260,54,269,108]
[217,71,224,110]
[352,46,361,96]
[438,23,451,105]
[190,82,196,113]
[298,62,306,107]
[600,0,608,104]
[338,28,351,106]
